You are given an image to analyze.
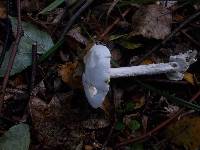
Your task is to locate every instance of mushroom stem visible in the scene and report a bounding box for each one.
[110,62,178,78]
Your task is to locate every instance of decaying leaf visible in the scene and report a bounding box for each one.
[166,116,200,150]
[183,72,196,85]
[58,61,82,89]
[82,118,110,129]
[29,93,83,148]
[0,1,6,19]
[141,58,155,65]
[118,40,142,50]
[134,96,145,109]
[131,4,172,39]
[67,27,88,47]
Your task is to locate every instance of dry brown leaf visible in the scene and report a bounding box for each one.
[29,93,82,148]
[134,96,145,109]
[0,1,7,19]
[84,145,94,150]
[166,116,200,150]
[183,72,195,85]
[67,27,88,46]
[131,4,172,39]
[82,118,110,129]
[58,61,82,89]
[141,58,155,65]
[101,96,112,115]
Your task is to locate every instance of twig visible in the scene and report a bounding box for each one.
[0,1,13,67]
[39,0,94,62]
[30,42,37,94]
[101,86,118,150]
[116,86,200,148]
[0,0,23,110]
[134,10,200,65]
[20,42,37,122]
[181,30,200,48]
[99,8,131,40]
[60,0,94,40]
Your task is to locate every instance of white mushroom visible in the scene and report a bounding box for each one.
[82,44,197,108]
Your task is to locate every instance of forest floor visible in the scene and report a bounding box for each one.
[0,0,200,150]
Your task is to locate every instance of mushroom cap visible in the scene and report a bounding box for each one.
[82,44,111,108]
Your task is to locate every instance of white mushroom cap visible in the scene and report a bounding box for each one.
[82,44,111,108]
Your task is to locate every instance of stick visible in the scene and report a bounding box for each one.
[0,0,23,110]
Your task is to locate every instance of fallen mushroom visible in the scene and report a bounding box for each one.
[82,44,197,108]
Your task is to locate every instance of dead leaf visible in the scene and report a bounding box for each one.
[67,27,88,47]
[84,145,94,150]
[47,8,65,24]
[183,72,196,85]
[0,1,6,19]
[29,93,83,148]
[134,96,145,109]
[58,61,82,89]
[166,116,200,150]
[82,118,110,129]
[118,40,142,50]
[101,97,112,115]
[141,58,155,65]
[131,4,172,39]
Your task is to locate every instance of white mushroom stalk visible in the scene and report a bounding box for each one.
[82,44,197,108]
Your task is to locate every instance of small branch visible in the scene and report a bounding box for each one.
[60,0,94,40]
[39,0,94,62]
[0,0,23,110]
[134,10,200,65]
[30,42,37,94]
[0,1,14,67]
[99,8,131,40]
[181,30,200,48]
[116,86,200,148]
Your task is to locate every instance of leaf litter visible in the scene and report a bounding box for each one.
[0,0,200,150]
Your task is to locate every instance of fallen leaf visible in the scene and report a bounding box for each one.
[118,40,142,50]
[58,61,82,89]
[0,124,30,150]
[134,96,145,109]
[29,93,82,148]
[131,4,172,39]
[128,119,141,132]
[0,1,6,19]
[166,116,200,150]
[67,27,88,46]
[0,17,54,77]
[82,118,110,129]
[84,145,94,150]
[141,58,155,65]
[183,72,195,85]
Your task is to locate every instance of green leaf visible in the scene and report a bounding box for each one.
[125,101,135,112]
[109,34,128,41]
[128,120,140,131]
[0,124,30,150]
[0,17,54,77]
[115,122,125,131]
[39,0,64,15]
[118,40,141,50]
[130,143,144,150]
